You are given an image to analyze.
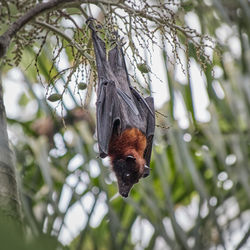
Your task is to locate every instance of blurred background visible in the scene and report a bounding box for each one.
[0,0,250,249]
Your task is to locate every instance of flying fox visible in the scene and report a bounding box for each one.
[87,19,155,197]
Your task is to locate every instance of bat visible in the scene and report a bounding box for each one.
[87,18,155,197]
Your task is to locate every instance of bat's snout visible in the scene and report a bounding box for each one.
[118,181,133,198]
[120,191,129,198]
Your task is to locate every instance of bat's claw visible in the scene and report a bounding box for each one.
[86,17,96,30]
[86,17,95,24]
[86,18,103,32]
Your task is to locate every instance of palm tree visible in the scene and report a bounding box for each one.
[0,0,249,249]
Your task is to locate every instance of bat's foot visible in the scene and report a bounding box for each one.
[86,17,96,30]
[86,17,95,24]
[86,18,103,32]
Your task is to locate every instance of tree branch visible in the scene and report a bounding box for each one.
[0,0,114,58]
[0,0,207,60]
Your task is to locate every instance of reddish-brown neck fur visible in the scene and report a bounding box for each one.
[108,128,147,172]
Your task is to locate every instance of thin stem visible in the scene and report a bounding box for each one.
[35,21,93,61]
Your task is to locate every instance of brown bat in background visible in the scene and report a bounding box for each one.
[87,19,155,197]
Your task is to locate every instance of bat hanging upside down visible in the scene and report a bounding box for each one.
[108,128,150,197]
[87,19,155,197]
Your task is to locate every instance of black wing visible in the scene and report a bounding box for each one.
[130,88,155,167]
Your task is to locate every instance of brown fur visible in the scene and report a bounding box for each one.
[108,128,147,173]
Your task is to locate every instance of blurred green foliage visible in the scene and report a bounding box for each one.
[1,0,250,250]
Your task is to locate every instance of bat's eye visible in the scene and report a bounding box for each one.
[123,173,131,182]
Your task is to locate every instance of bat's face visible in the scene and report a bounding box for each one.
[113,156,150,197]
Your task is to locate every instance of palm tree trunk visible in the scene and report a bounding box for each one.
[0,70,21,222]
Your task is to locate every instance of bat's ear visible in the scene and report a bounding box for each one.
[126,155,136,162]
[142,165,150,178]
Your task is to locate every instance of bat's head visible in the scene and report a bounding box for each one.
[112,155,150,198]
